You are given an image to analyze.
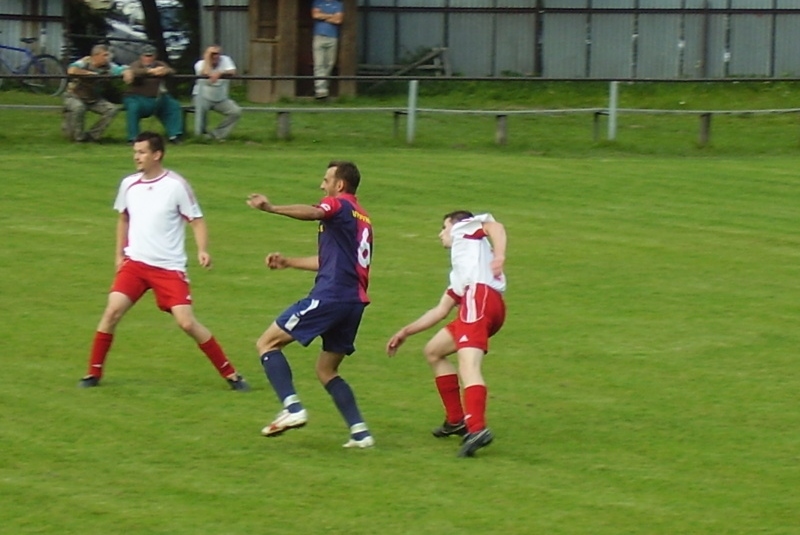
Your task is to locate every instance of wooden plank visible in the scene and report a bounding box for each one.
[495,114,508,145]
[698,112,712,147]
[277,110,291,140]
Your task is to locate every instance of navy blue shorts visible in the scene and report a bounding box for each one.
[276,297,366,355]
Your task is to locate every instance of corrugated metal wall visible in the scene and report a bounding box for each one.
[183,1,800,79]
[0,0,65,58]
[636,0,682,79]
[356,0,800,79]
[199,0,249,69]
[541,5,586,79]
[774,13,800,77]
[6,1,798,79]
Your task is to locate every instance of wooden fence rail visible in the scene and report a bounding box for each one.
[2,104,799,147]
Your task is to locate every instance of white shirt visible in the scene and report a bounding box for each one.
[114,170,203,271]
[447,213,506,298]
[192,55,236,101]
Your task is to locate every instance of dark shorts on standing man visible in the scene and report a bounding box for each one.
[276,297,366,355]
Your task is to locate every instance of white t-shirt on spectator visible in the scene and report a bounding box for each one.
[193,55,236,102]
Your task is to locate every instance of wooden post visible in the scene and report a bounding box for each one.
[275,0,297,99]
[699,113,712,147]
[277,111,291,140]
[406,80,418,145]
[593,111,605,142]
[608,81,619,141]
[495,114,508,145]
[181,106,194,135]
[393,111,406,138]
[338,0,359,97]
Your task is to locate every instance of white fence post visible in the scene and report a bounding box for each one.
[407,80,418,145]
[608,81,619,141]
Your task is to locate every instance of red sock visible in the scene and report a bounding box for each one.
[87,332,114,378]
[464,384,488,433]
[435,374,464,424]
[198,336,235,378]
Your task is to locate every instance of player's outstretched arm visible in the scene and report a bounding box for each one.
[266,253,319,272]
[386,292,457,357]
[247,193,325,221]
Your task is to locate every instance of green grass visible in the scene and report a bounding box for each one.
[1,84,800,534]
[3,80,800,156]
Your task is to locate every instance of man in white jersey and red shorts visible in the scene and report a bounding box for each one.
[387,211,506,457]
[79,131,249,391]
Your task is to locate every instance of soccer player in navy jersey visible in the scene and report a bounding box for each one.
[246,161,374,448]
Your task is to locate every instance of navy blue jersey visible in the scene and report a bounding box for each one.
[309,193,372,303]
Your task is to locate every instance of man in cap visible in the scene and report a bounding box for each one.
[123,44,184,144]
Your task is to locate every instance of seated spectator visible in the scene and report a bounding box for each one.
[193,45,241,141]
[123,44,183,144]
[63,44,132,142]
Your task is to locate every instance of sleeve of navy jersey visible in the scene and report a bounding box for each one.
[310,195,371,303]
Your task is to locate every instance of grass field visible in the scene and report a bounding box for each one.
[1,84,800,534]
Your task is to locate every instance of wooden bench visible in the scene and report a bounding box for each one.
[183,105,292,139]
[392,109,510,144]
[183,105,405,140]
[6,103,796,148]
[594,107,800,147]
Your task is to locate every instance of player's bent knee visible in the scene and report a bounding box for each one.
[101,307,124,327]
[256,323,291,355]
[423,344,447,365]
[315,368,337,385]
[175,316,196,332]
[256,334,280,355]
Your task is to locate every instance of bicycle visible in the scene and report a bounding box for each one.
[0,35,67,96]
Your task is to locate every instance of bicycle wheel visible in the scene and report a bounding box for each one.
[24,54,67,96]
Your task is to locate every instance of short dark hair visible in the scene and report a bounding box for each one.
[328,161,361,194]
[134,131,165,156]
[91,44,110,56]
[443,210,474,224]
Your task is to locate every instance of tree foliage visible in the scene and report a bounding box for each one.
[139,0,167,60]
[66,0,111,59]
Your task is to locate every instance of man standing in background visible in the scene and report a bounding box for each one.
[311,0,343,100]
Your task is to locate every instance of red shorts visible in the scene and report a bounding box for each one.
[445,284,506,353]
[111,258,192,312]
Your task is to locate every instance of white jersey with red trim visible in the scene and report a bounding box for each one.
[114,169,203,271]
[447,213,506,300]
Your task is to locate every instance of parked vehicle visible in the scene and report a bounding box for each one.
[104,0,189,65]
